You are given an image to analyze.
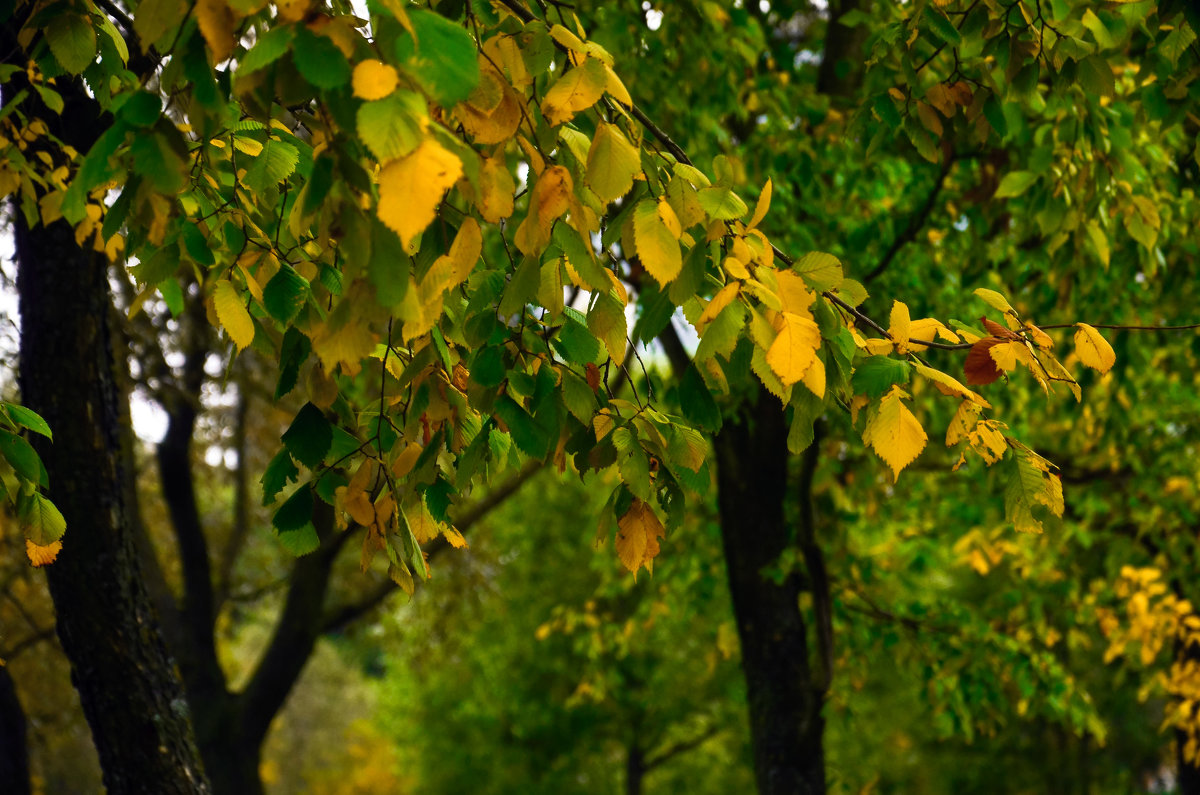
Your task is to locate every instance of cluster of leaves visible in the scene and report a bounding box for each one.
[0,0,1189,584]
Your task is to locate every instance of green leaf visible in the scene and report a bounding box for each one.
[118,92,163,127]
[494,394,551,459]
[795,252,844,291]
[277,523,320,556]
[261,448,299,505]
[20,492,66,546]
[273,485,314,532]
[994,171,1038,199]
[924,7,961,47]
[239,25,297,76]
[263,265,310,324]
[787,384,824,453]
[695,301,746,362]
[275,328,311,401]
[2,403,52,439]
[678,364,721,431]
[561,369,597,423]
[130,132,187,194]
[242,138,299,193]
[357,91,426,162]
[396,8,481,106]
[282,403,333,469]
[45,13,96,74]
[613,428,651,500]
[133,0,187,53]
[851,356,912,398]
[697,186,748,220]
[1075,55,1114,100]
[0,430,47,487]
[293,27,352,89]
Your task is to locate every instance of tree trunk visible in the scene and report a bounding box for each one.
[8,39,211,785]
[715,390,825,795]
[0,665,30,795]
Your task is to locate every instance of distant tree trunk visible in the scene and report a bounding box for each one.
[625,741,645,795]
[715,390,826,795]
[8,27,211,787]
[0,665,30,795]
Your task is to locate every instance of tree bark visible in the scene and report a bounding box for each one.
[0,665,30,795]
[8,29,211,788]
[714,389,825,795]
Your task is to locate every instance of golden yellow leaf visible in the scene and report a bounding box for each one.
[352,59,400,100]
[913,362,991,407]
[312,312,377,376]
[442,525,468,548]
[747,177,772,229]
[766,312,821,386]
[276,0,311,22]
[391,441,423,480]
[603,63,632,106]
[476,154,515,224]
[696,282,740,331]
[775,270,815,316]
[908,317,958,345]
[974,287,1015,315]
[863,386,928,481]
[632,199,682,285]
[196,0,236,63]
[26,538,61,567]
[444,217,482,288]
[406,499,439,544]
[1074,323,1116,374]
[514,165,572,253]
[213,279,255,352]
[543,56,607,126]
[378,138,463,249]
[889,300,911,350]
[800,352,825,398]
[587,122,640,204]
[616,498,665,578]
[945,399,983,447]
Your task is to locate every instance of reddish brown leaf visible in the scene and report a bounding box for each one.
[585,362,602,392]
[980,317,1020,340]
[964,338,1004,385]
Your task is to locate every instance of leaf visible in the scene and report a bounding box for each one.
[261,449,299,505]
[862,386,927,481]
[994,171,1039,199]
[353,59,401,100]
[964,338,1003,385]
[242,138,300,193]
[26,538,62,567]
[239,25,296,75]
[587,122,641,204]
[973,287,1015,315]
[1005,449,1063,534]
[616,499,665,578]
[633,199,682,285]
[542,56,607,126]
[273,486,314,532]
[263,265,310,324]
[282,403,333,469]
[515,165,572,254]
[925,7,961,46]
[588,291,628,365]
[396,8,481,106]
[747,178,772,229]
[195,0,236,63]
[20,492,66,546]
[912,362,990,406]
[889,300,911,349]
[851,356,911,398]
[213,280,255,352]
[2,403,52,439]
[679,364,721,431]
[696,283,741,331]
[795,252,843,291]
[766,312,821,386]
[0,430,46,487]
[697,186,748,220]
[1074,323,1116,373]
[667,426,707,473]
[357,91,426,163]
[378,138,463,249]
[292,27,351,89]
[46,13,97,75]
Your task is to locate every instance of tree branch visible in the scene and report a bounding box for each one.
[643,725,723,772]
[863,155,955,285]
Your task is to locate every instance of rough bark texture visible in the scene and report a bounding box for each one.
[714,390,825,795]
[8,29,210,788]
[0,665,30,795]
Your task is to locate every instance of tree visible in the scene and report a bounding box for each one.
[2,0,1198,791]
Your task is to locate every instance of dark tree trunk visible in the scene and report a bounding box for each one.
[714,390,825,795]
[8,26,210,786]
[0,665,30,795]
[625,742,645,795]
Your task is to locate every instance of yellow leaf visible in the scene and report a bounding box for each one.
[587,122,640,204]
[543,56,607,126]
[603,63,633,106]
[800,352,825,398]
[477,154,515,224]
[974,287,1015,315]
[945,399,983,447]
[913,362,991,407]
[26,538,61,567]
[444,217,482,288]
[276,0,311,22]
[766,312,821,386]
[889,300,911,350]
[442,525,468,548]
[632,199,681,285]
[657,199,681,239]
[616,499,665,578]
[1074,323,1116,374]
[391,442,423,480]
[747,177,772,229]
[696,283,740,331]
[312,310,377,376]
[378,138,463,249]
[775,270,815,316]
[352,59,400,100]
[213,279,255,352]
[863,386,927,481]
[196,0,236,63]
[909,317,958,345]
[406,498,439,544]
[515,165,572,253]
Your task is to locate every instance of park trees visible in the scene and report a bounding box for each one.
[2,0,1200,791]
